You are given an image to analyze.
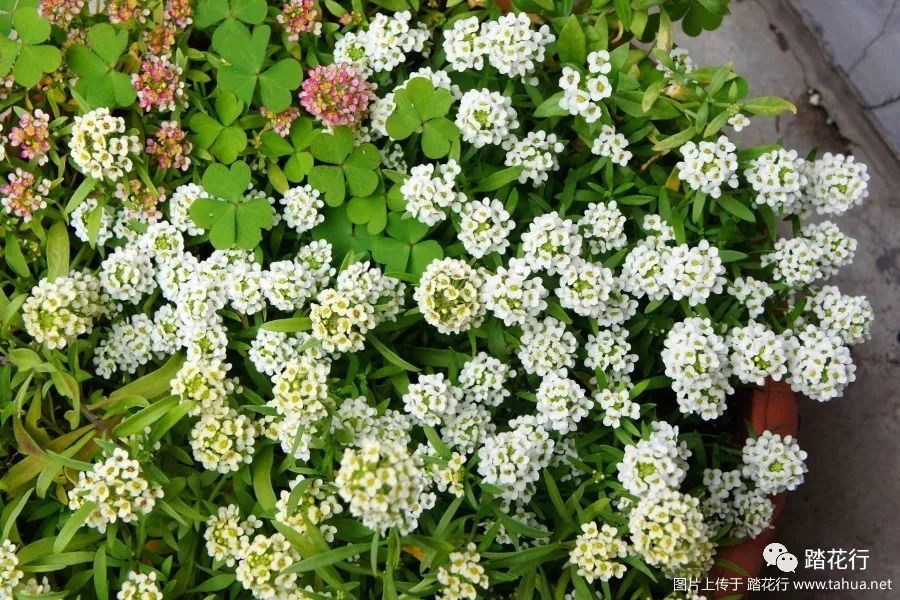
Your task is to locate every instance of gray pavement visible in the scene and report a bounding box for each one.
[677,0,900,597]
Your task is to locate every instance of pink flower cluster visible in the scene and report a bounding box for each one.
[260,107,301,138]
[277,0,321,41]
[144,22,178,57]
[9,109,52,165]
[299,63,376,128]
[132,55,186,112]
[164,0,193,28]
[108,0,151,24]
[146,121,192,171]
[115,179,165,222]
[1,169,50,222]
[39,0,84,27]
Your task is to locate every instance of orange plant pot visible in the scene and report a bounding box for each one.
[709,380,799,597]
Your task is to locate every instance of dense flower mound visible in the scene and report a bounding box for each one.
[0,1,874,599]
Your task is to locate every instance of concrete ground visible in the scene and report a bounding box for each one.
[677,0,900,597]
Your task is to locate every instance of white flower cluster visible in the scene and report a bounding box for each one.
[171,357,241,417]
[785,325,856,401]
[663,240,726,306]
[728,276,773,319]
[311,261,405,353]
[263,355,331,460]
[804,152,869,216]
[332,396,412,448]
[334,11,429,76]
[457,197,515,258]
[456,89,519,148]
[595,387,641,428]
[628,489,714,579]
[117,571,163,600]
[280,184,323,233]
[727,321,788,385]
[741,431,808,494]
[0,539,23,599]
[803,285,874,345]
[204,504,262,567]
[190,409,258,473]
[93,313,157,377]
[168,183,208,235]
[403,372,462,426]
[436,543,490,600]
[69,108,141,180]
[676,136,739,198]
[503,130,564,186]
[23,271,107,349]
[570,522,629,583]
[71,197,117,245]
[477,416,555,502]
[585,325,637,381]
[517,316,577,377]
[235,533,301,600]
[657,47,695,78]
[555,259,617,319]
[591,124,632,166]
[702,468,774,539]
[458,352,515,407]
[335,439,432,535]
[763,221,856,287]
[482,258,548,326]
[661,318,733,420]
[67,448,163,533]
[414,258,485,334]
[264,240,335,312]
[558,51,613,123]
[617,422,690,496]
[401,160,465,225]
[99,241,157,304]
[579,201,628,255]
[521,212,582,275]
[535,372,592,434]
[443,13,554,81]
[249,329,319,377]
[275,475,344,542]
[744,148,808,214]
[728,112,751,131]
[443,402,495,454]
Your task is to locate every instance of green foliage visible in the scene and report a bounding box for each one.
[308,127,382,206]
[65,23,135,107]
[0,7,61,88]
[190,162,275,249]
[386,77,460,159]
[189,92,249,164]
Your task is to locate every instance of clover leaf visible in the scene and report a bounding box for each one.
[0,7,61,88]
[361,212,444,277]
[308,127,381,207]
[189,92,248,164]
[386,77,460,159]
[65,23,135,108]
[189,162,275,250]
[211,23,302,111]
[194,0,267,29]
[259,118,317,182]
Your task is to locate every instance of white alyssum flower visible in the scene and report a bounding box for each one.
[93,314,156,377]
[333,11,429,76]
[275,475,344,542]
[520,211,582,275]
[595,387,641,428]
[443,16,487,71]
[617,421,690,496]
[743,148,808,214]
[139,220,185,264]
[457,197,514,258]
[456,89,518,148]
[517,316,578,377]
[763,221,856,288]
[570,522,628,583]
[480,12,554,80]
[170,358,240,417]
[591,124,632,166]
[728,276,773,319]
[535,372,592,434]
[71,197,117,245]
[280,184,323,233]
[204,504,262,567]
[656,47,695,78]
[458,352,515,407]
[702,468,774,540]
[249,329,320,377]
[620,236,671,302]
[477,416,555,503]
[803,285,874,345]
[414,258,485,334]
[69,107,140,180]
[168,183,208,235]
[235,533,301,600]
[558,51,613,123]
[0,539,23,598]
[660,240,726,306]
[661,317,733,420]
[628,489,714,579]
[117,571,162,600]
[67,448,164,533]
[728,112,751,131]
[741,431,808,494]
[727,321,789,385]
[584,325,637,377]
[555,258,616,318]
[190,408,258,473]
[19,576,52,596]
[336,439,432,535]
[332,396,412,448]
[482,258,548,326]
[23,271,107,349]
[804,152,869,216]
[403,372,463,427]
[441,402,495,454]
[269,355,330,426]
[503,130,564,186]
[676,136,739,198]
[784,325,856,401]
[579,201,627,255]
[99,242,157,304]
[802,220,856,278]
[401,160,465,225]
[436,543,490,600]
